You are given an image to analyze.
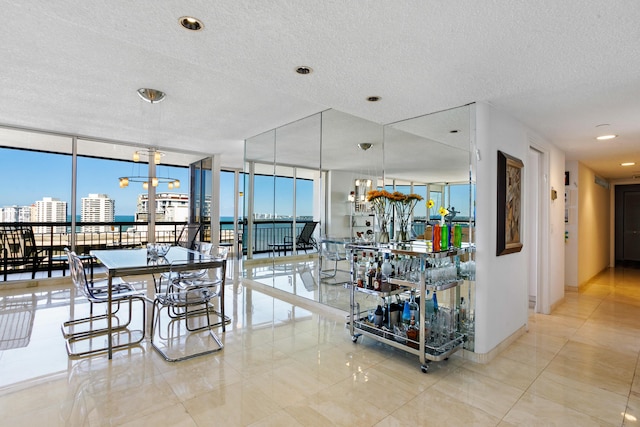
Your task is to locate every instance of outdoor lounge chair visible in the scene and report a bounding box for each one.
[0,225,48,281]
[284,222,318,253]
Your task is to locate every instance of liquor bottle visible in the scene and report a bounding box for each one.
[357,254,366,287]
[381,253,392,277]
[374,305,384,327]
[409,289,419,322]
[406,315,418,345]
[432,291,439,313]
[402,298,411,325]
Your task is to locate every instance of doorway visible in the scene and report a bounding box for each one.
[615,184,640,267]
[526,147,543,311]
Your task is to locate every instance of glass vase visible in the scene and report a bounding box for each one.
[376,217,389,243]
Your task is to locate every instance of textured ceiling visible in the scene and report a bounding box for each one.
[1,1,639,179]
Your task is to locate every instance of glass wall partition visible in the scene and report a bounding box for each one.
[0,125,210,282]
[384,104,476,350]
[241,106,475,321]
[243,113,321,294]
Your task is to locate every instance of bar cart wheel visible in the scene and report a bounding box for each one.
[421,364,429,373]
[352,335,359,343]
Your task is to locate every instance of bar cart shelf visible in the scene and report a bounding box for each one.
[347,241,474,373]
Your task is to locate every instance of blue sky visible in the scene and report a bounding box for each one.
[1,147,464,220]
[1,148,312,217]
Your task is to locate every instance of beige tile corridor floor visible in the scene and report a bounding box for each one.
[1,267,640,426]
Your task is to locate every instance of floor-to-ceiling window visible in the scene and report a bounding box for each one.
[0,126,208,281]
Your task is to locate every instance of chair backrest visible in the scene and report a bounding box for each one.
[65,249,90,299]
[193,241,213,255]
[297,222,318,245]
[0,225,38,262]
[176,224,202,249]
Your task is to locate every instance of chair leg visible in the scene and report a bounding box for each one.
[64,296,146,357]
[151,297,223,362]
[320,257,338,278]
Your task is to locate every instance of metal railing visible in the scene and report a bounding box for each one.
[0,221,217,280]
[1,219,317,280]
[246,220,317,254]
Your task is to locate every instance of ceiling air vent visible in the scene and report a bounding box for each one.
[594,175,609,189]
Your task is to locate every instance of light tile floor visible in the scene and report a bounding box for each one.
[1,266,640,426]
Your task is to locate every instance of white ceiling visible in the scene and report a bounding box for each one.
[1,1,639,179]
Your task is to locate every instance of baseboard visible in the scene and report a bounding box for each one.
[464,325,527,364]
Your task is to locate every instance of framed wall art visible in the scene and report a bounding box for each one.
[496,150,524,256]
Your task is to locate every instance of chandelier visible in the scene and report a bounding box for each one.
[118,149,181,190]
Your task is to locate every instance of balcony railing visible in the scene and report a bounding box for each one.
[0,221,215,281]
[247,220,317,254]
[1,219,317,281]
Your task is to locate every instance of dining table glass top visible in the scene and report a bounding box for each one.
[90,246,213,271]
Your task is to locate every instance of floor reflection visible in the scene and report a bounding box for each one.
[1,266,640,426]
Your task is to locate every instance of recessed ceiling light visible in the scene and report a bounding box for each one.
[621,162,636,167]
[596,134,617,140]
[137,88,166,103]
[295,66,313,75]
[179,16,203,31]
[366,96,381,102]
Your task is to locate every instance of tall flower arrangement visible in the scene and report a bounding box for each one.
[391,192,424,241]
[366,189,393,242]
[426,199,434,223]
[438,206,449,225]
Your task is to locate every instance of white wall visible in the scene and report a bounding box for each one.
[327,170,354,238]
[474,103,565,354]
[577,163,610,285]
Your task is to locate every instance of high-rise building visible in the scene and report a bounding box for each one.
[135,193,190,222]
[0,205,32,222]
[81,194,115,233]
[34,197,67,234]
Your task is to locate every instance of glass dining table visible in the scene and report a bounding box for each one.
[90,246,227,359]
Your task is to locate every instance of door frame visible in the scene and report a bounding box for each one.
[527,139,551,315]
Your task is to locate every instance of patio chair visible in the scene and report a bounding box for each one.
[154,241,213,294]
[284,222,318,254]
[150,258,226,362]
[320,239,349,278]
[62,249,147,357]
[0,225,48,281]
[175,223,202,249]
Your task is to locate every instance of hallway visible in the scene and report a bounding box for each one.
[1,266,640,426]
